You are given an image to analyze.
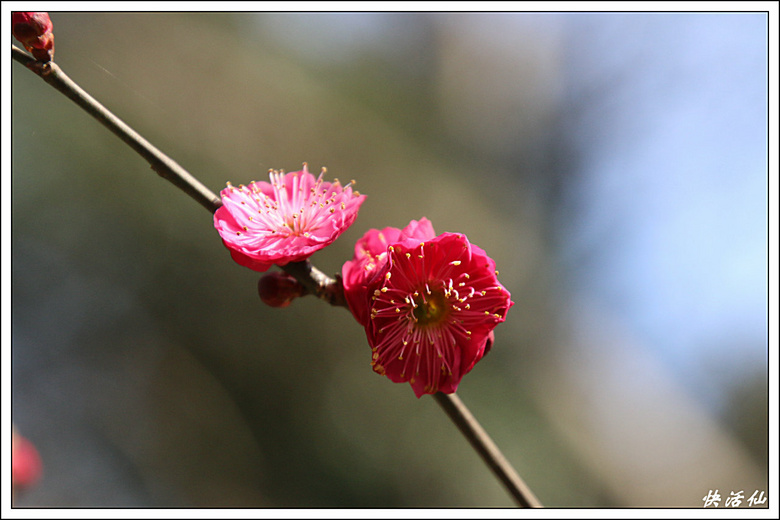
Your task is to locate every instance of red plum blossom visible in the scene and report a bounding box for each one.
[343,219,513,397]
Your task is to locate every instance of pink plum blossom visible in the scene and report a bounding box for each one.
[214,164,365,272]
[343,219,513,397]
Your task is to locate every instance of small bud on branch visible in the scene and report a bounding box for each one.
[258,271,308,307]
[12,12,54,62]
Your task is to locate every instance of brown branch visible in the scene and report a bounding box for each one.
[434,392,542,507]
[12,45,222,213]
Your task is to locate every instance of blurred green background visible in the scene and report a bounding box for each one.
[10,12,768,508]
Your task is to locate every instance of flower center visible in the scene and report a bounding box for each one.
[412,288,450,327]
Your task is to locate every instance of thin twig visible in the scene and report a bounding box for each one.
[12,45,222,213]
[13,44,541,507]
[434,392,542,507]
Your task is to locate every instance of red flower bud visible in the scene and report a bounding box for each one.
[12,12,54,62]
[12,428,42,490]
[258,271,307,308]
